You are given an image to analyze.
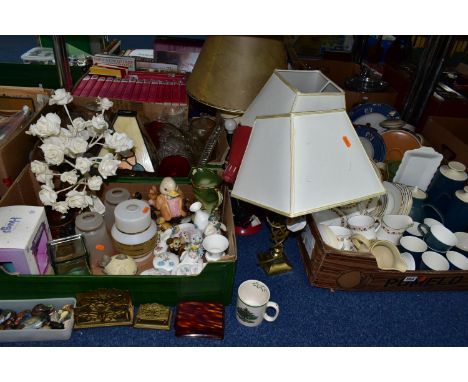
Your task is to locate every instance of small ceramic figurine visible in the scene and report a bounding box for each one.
[166,237,185,256]
[204,213,227,236]
[187,231,204,255]
[148,177,187,223]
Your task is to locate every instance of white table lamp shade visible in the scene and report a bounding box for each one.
[232,110,385,217]
[240,70,346,127]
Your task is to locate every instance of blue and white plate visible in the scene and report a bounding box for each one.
[349,103,399,133]
[355,125,386,162]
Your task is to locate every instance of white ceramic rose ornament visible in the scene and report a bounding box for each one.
[27,89,134,215]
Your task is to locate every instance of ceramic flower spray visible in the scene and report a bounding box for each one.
[28,89,134,214]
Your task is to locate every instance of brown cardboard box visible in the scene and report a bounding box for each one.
[297,60,399,111]
[422,116,468,167]
[298,215,468,291]
[0,86,50,197]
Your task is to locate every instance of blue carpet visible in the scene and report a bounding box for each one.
[3,223,468,347]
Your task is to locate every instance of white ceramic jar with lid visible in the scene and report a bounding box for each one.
[111,199,157,262]
[104,188,131,231]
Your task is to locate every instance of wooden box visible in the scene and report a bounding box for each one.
[0,165,237,305]
[297,214,468,291]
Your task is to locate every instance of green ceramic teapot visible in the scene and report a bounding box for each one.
[191,167,223,213]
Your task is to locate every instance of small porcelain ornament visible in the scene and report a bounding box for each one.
[104,254,138,275]
[190,201,210,231]
[148,177,187,223]
[153,252,180,272]
[204,213,227,236]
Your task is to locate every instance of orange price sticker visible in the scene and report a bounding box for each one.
[96,244,105,251]
[342,135,351,148]
[143,207,150,214]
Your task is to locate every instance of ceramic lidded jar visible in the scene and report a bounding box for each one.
[444,186,468,233]
[427,161,467,213]
[111,199,158,262]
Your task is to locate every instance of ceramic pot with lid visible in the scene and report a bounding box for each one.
[444,186,468,233]
[427,161,467,213]
[111,199,157,262]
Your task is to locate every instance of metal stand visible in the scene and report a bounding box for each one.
[52,35,73,91]
[257,215,293,276]
[401,36,455,127]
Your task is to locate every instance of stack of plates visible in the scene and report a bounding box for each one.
[313,182,413,227]
[367,182,413,219]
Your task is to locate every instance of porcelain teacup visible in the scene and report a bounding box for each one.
[446,251,468,270]
[328,226,353,251]
[376,214,413,244]
[418,223,458,253]
[348,215,381,240]
[454,232,468,256]
[420,251,450,271]
[398,236,427,268]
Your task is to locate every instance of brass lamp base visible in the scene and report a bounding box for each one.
[257,214,293,276]
[257,245,293,276]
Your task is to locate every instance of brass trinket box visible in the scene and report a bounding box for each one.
[134,303,172,330]
[74,289,133,329]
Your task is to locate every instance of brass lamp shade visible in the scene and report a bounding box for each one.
[187,36,287,114]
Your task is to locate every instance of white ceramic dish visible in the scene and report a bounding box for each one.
[393,147,443,191]
[0,298,75,343]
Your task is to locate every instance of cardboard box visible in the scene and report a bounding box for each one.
[0,86,50,197]
[0,165,237,305]
[421,116,468,167]
[296,60,399,111]
[297,215,468,291]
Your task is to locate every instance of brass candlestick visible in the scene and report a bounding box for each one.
[257,214,293,275]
